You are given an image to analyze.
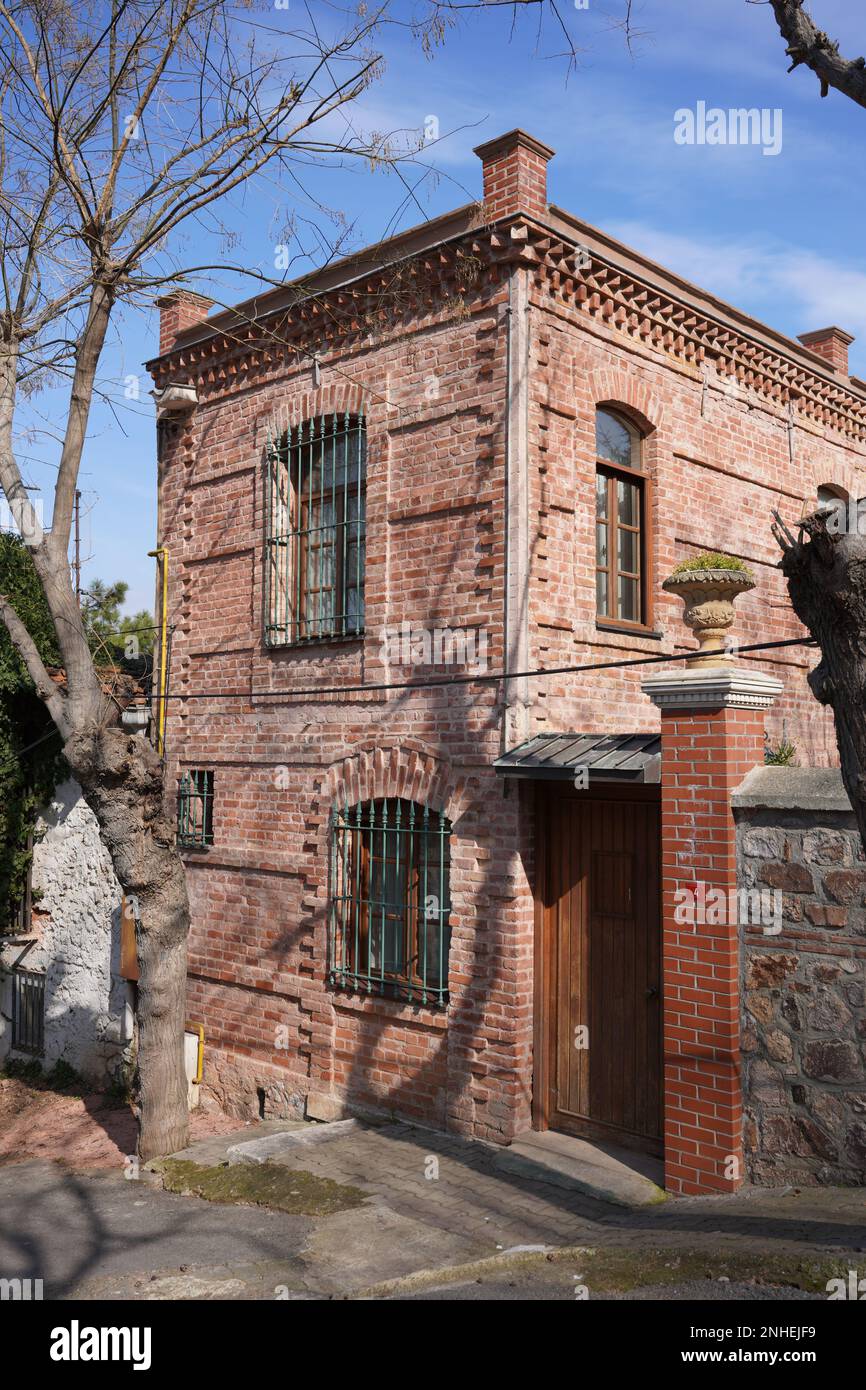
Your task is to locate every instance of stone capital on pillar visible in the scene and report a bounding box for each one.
[641,666,783,712]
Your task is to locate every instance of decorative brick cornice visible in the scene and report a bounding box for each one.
[525,225,866,445]
[149,212,866,446]
[148,229,513,392]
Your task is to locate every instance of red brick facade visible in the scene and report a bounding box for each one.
[149,130,866,1187]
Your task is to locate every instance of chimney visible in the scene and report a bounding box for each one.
[797,326,854,376]
[155,289,214,356]
[473,129,555,221]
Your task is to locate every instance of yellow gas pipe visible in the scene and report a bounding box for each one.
[147,547,168,756]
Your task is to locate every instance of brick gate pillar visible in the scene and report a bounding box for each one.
[641,668,782,1196]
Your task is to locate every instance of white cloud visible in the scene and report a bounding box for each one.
[608,220,866,373]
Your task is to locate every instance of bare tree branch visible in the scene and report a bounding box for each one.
[768,0,866,107]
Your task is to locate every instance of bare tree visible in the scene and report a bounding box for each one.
[768,1,866,108]
[0,0,409,1159]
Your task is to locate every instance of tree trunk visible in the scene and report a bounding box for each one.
[775,510,866,854]
[64,719,191,1160]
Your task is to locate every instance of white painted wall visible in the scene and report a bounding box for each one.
[0,778,134,1084]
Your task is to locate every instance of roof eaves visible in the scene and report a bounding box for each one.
[146,201,484,366]
[547,202,866,402]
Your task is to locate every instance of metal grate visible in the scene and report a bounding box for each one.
[8,834,33,932]
[329,798,452,1006]
[12,968,44,1055]
[177,769,214,848]
[265,413,366,645]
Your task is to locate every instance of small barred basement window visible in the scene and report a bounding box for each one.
[265,413,366,644]
[329,799,452,1006]
[177,770,214,848]
[12,968,44,1055]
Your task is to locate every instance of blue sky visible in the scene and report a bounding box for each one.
[14,0,866,613]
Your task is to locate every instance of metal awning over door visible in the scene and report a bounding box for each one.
[493,732,660,783]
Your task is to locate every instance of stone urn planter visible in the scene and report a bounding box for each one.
[663,558,755,667]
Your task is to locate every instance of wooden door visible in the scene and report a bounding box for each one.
[537,787,662,1153]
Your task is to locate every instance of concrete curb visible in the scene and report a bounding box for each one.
[350,1245,593,1299]
[227,1119,360,1165]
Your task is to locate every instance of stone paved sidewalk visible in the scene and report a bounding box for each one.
[254,1119,866,1261]
[3,1116,863,1299]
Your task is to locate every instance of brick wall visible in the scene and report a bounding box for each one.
[735,768,866,1186]
[156,266,536,1140]
[150,144,866,1150]
[525,298,864,764]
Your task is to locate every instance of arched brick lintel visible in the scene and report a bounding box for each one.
[257,381,367,452]
[589,367,664,437]
[324,742,471,827]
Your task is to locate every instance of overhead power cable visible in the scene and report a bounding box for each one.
[155,634,817,704]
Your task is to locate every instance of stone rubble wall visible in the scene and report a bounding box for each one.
[734,768,866,1186]
[0,778,133,1085]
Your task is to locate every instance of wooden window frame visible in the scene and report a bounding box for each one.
[595,412,653,634]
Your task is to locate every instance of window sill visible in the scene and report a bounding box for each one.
[595,622,663,641]
[266,630,365,652]
[329,983,449,1029]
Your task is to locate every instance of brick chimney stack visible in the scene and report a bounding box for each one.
[155,289,215,356]
[797,326,854,376]
[473,129,555,221]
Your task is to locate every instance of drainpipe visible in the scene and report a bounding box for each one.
[147,547,168,757]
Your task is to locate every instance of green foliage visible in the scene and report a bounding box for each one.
[765,738,799,767]
[0,533,60,690]
[45,1058,85,1094]
[0,534,66,931]
[670,552,755,580]
[1,1055,43,1084]
[1,1054,85,1094]
[82,578,154,658]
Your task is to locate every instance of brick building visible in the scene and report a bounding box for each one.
[147,130,866,1194]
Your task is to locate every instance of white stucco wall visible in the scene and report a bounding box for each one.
[0,778,134,1084]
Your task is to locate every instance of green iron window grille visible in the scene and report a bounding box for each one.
[329,798,452,1007]
[265,413,366,645]
[177,770,214,848]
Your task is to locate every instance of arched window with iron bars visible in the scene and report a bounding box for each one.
[328,798,452,1007]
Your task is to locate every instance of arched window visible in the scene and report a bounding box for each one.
[329,799,452,1006]
[265,413,366,644]
[595,408,646,628]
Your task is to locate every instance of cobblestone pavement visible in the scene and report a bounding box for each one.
[264,1120,866,1261]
